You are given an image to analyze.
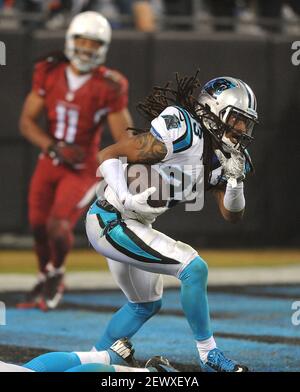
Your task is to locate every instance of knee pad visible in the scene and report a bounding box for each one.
[179,256,208,285]
[127,299,162,319]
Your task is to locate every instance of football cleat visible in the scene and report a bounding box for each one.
[107,338,138,367]
[16,278,45,309]
[199,348,249,372]
[39,269,65,311]
[145,356,179,372]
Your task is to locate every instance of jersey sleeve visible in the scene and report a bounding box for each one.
[150,106,192,161]
[31,60,49,97]
[104,70,129,113]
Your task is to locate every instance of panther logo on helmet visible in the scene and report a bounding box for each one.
[204,78,237,98]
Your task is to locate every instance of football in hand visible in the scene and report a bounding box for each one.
[126,163,169,208]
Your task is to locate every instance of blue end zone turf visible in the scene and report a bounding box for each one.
[1,285,300,371]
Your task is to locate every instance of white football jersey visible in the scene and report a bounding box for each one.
[104,106,205,223]
[150,105,204,164]
[149,105,205,206]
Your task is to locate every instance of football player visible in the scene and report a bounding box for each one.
[0,338,177,372]
[85,73,258,372]
[18,11,133,310]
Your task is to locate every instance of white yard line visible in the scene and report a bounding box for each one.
[1,265,300,292]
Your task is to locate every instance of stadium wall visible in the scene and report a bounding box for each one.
[0,29,298,247]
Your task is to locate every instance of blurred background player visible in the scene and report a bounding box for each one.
[18,10,133,311]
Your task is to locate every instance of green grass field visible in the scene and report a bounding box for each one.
[0,249,299,273]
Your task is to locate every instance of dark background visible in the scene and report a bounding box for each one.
[0,29,299,247]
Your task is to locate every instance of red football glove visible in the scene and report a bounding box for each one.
[48,141,86,167]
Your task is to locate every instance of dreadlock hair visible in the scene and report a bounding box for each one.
[136,71,201,122]
[131,70,220,191]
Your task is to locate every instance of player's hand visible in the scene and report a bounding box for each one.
[123,187,168,216]
[214,146,245,188]
[48,141,86,167]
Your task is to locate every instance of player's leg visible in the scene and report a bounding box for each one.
[129,235,247,371]
[66,357,178,372]
[0,361,34,372]
[120,224,248,372]
[23,352,82,372]
[18,160,56,308]
[86,204,210,351]
[23,338,135,372]
[0,358,168,374]
[28,161,55,272]
[94,259,162,351]
[86,202,248,372]
[65,363,119,372]
[86,204,185,356]
[49,172,97,267]
[42,172,97,310]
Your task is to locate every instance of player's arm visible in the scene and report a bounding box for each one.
[98,132,167,214]
[20,90,85,166]
[107,107,133,142]
[211,185,245,223]
[19,90,53,152]
[98,131,167,164]
[211,145,247,223]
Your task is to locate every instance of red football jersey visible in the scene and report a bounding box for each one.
[32,56,129,167]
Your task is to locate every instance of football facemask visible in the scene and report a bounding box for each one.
[222,107,257,151]
[72,36,103,72]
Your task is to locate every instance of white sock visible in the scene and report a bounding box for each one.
[46,264,65,277]
[74,350,111,365]
[37,272,46,282]
[45,263,54,273]
[196,336,217,363]
[54,266,65,274]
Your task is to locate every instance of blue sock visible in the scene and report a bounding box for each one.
[95,299,162,351]
[179,256,212,340]
[23,352,81,372]
[66,363,116,372]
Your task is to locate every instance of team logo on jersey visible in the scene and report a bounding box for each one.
[162,114,181,130]
[204,78,236,98]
